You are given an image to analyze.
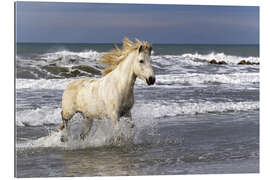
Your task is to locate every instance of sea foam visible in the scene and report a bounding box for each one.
[16,50,259,79]
[133,100,259,121]
[16,72,259,90]
[41,49,101,61]
[17,113,136,150]
[16,101,259,127]
[16,100,259,150]
[180,52,259,64]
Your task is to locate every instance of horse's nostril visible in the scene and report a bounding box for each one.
[148,76,155,85]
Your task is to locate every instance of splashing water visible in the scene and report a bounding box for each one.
[17,113,137,151]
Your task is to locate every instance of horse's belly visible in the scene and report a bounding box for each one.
[85,101,105,119]
[76,87,105,119]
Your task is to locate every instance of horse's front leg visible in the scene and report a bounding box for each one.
[111,110,121,134]
[111,111,120,126]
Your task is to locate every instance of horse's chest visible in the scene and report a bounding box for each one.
[119,95,134,116]
[119,105,132,117]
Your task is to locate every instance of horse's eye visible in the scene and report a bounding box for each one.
[139,60,144,63]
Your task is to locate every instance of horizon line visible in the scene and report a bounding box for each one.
[16,41,259,45]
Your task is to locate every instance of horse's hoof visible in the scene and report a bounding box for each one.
[130,123,135,128]
[116,136,121,142]
[80,133,86,141]
[60,135,68,142]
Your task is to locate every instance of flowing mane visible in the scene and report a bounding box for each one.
[100,37,152,76]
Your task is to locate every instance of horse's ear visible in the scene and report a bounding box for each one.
[138,45,143,53]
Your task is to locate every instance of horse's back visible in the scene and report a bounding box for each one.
[65,78,89,90]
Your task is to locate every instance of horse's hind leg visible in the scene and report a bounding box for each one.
[60,120,70,142]
[80,117,93,141]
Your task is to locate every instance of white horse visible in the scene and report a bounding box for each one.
[59,38,155,142]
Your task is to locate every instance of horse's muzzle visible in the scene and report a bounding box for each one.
[147,76,156,85]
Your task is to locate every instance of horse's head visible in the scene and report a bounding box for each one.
[133,44,155,86]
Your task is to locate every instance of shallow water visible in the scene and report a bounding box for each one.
[15,43,259,177]
[16,111,259,177]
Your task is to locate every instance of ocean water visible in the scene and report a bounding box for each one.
[15,43,259,177]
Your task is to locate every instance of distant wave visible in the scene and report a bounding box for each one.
[153,73,259,86]
[16,50,259,79]
[151,52,259,68]
[16,49,102,79]
[180,52,259,64]
[18,49,259,65]
[40,49,101,63]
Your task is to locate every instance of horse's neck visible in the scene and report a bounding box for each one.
[111,51,136,97]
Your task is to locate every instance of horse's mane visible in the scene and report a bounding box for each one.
[100,37,152,76]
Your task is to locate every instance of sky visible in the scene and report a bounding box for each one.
[16,2,259,44]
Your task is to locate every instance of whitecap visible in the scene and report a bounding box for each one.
[16,78,74,90]
[16,72,259,90]
[180,52,259,65]
[132,100,259,120]
[154,73,259,86]
[16,100,259,128]
[41,49,101,61]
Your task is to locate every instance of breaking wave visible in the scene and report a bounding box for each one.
[16,101,259,127]
[180,52,259,64]
[16,50,259,79]
[16,49,103,79]
[41,50,101,61]
[133,100,259,120]
[154,73,259,86]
